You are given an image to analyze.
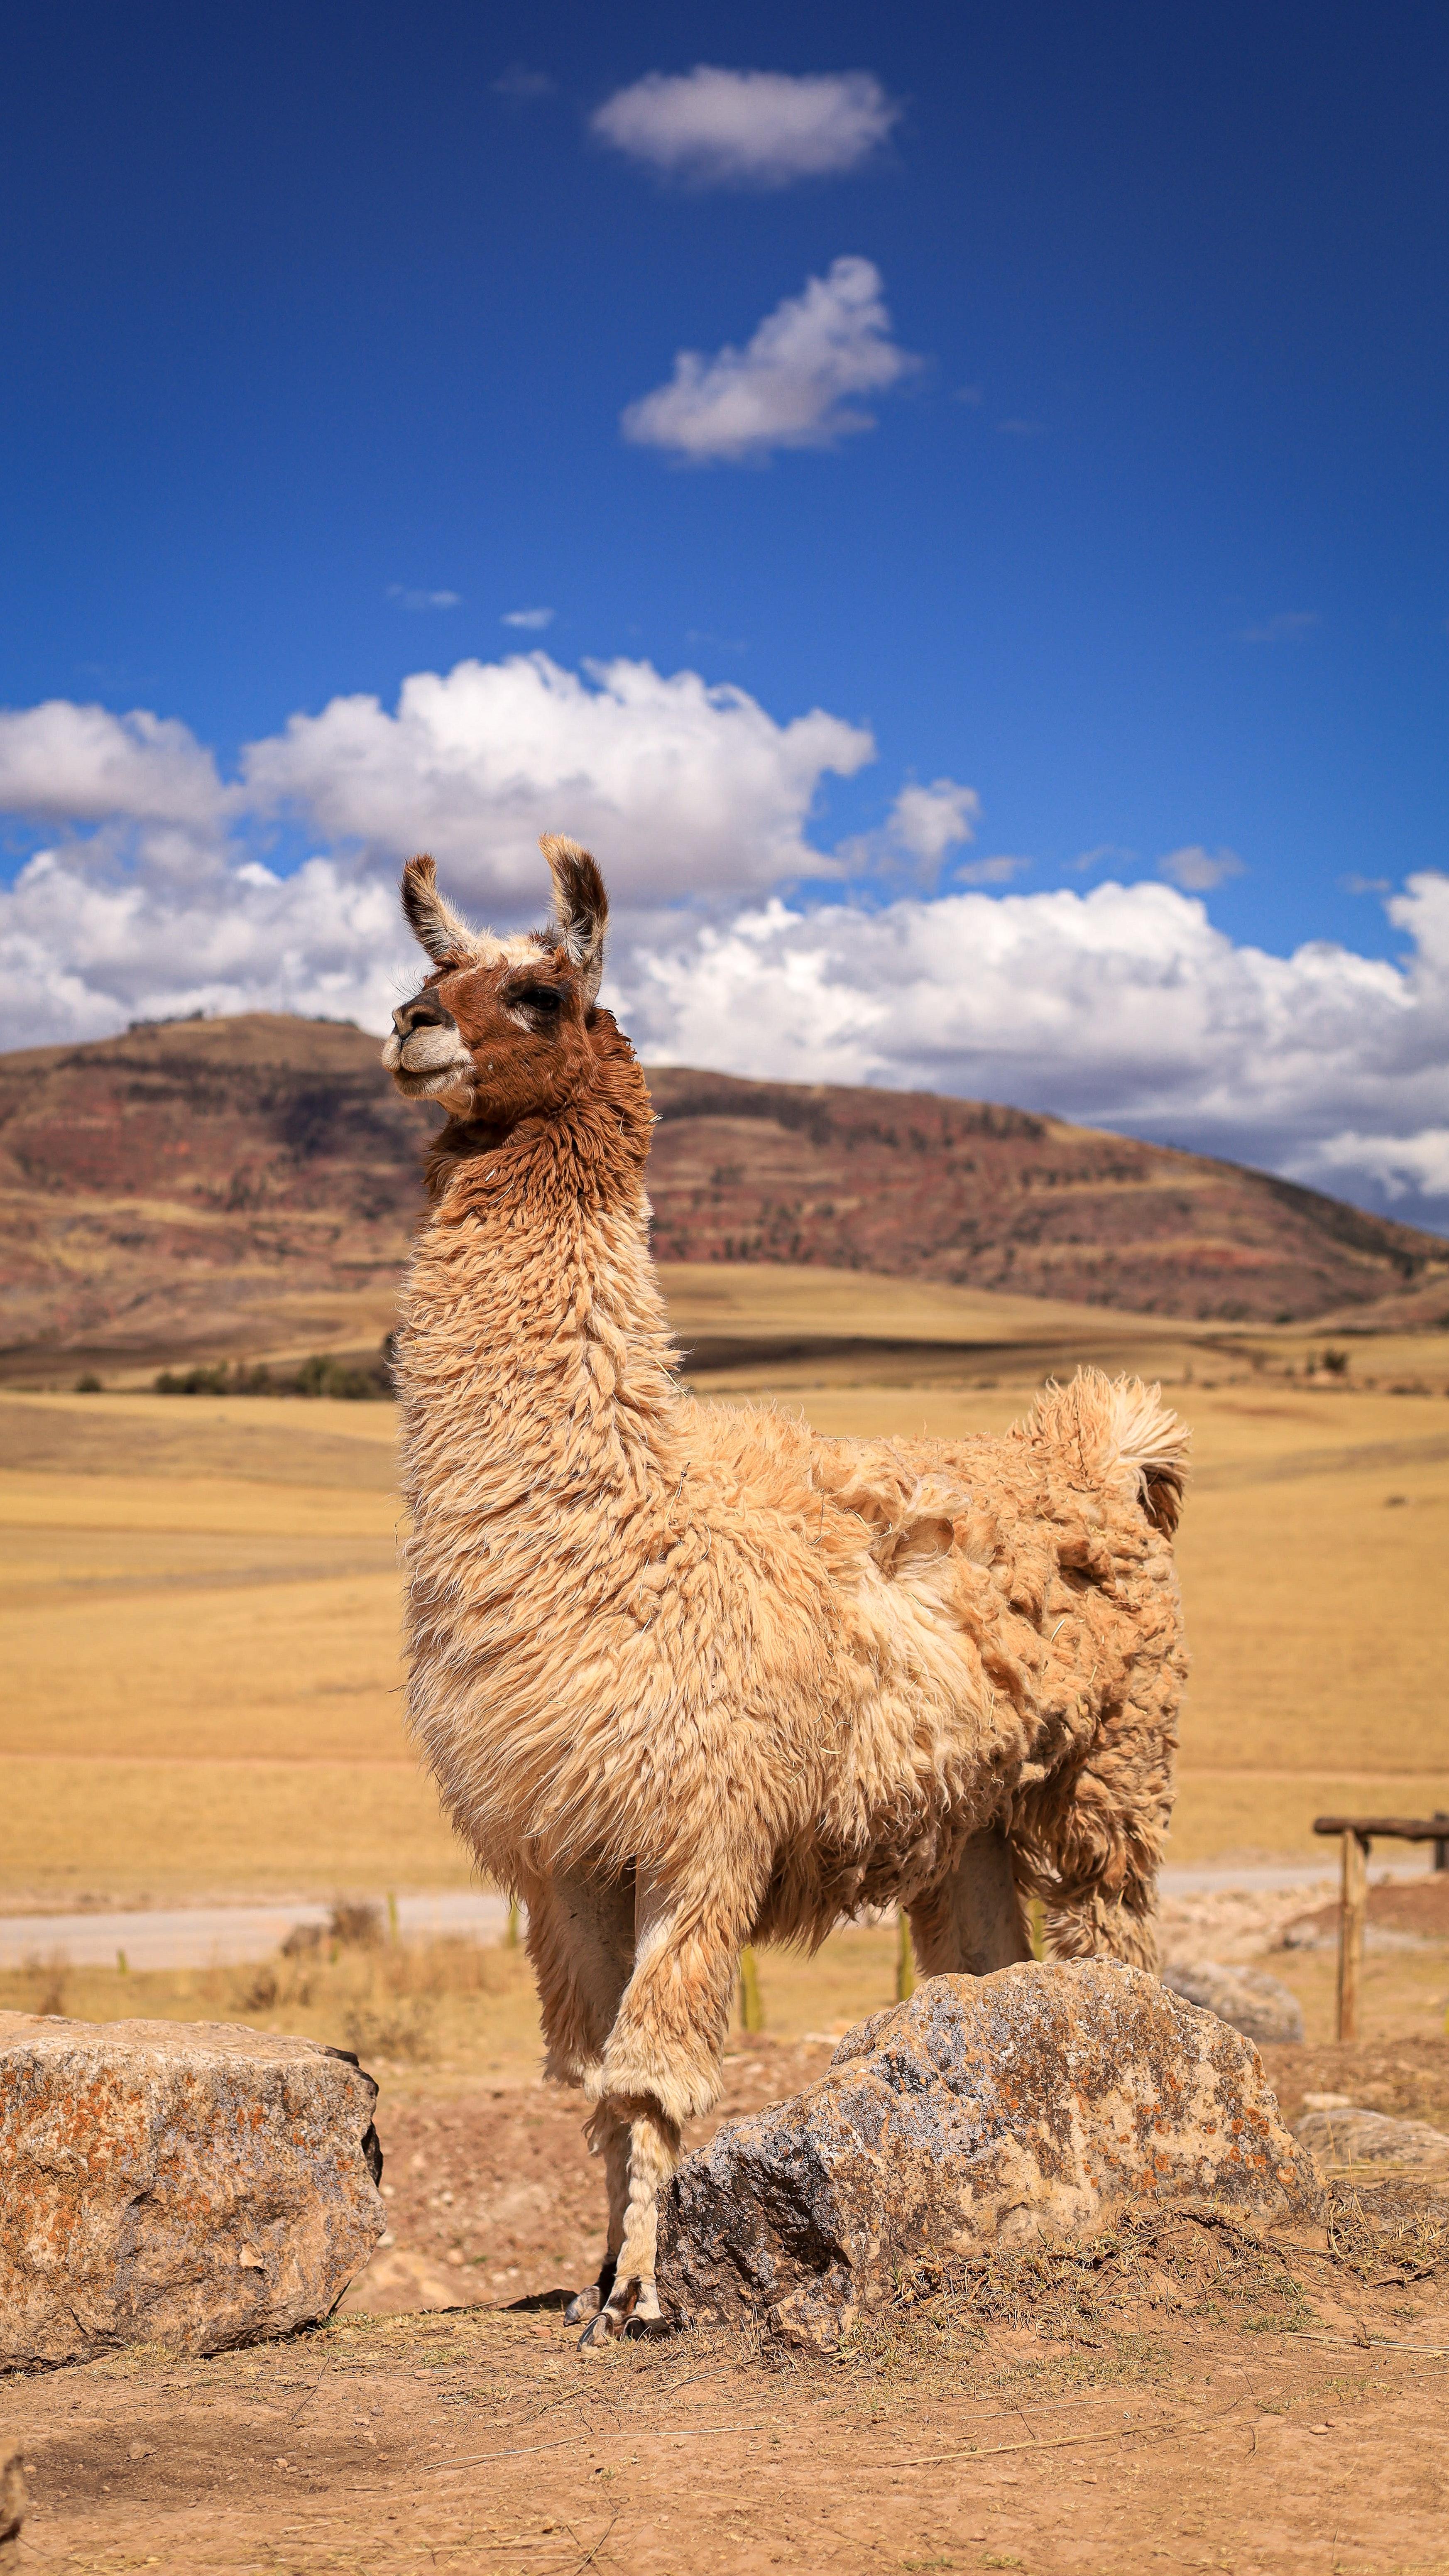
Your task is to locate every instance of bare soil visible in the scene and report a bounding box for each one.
[7,2039,1449,2574]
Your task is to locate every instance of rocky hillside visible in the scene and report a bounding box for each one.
[0,1011,1444,1373]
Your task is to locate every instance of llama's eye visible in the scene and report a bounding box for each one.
[510,983,564,1022]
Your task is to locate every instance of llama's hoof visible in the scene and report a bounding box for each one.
[620,2312,670,2342]
[564,2283,602,2324]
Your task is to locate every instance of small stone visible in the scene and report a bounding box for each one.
[1160,1961,1305,2045]
[0,2013,385,2368]
[1295,2106,1449,2172]
[0,2450,26,2545]
[658,1961,1318,2341]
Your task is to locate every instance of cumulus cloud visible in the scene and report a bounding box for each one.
[1,656,1446,1236]
[591,66,899,187]
[502,606,554,629]
[612,870,1449,1230]
[1298,1127,1449,1205]
[387,585,461,612]
[888,779,981,868]
[621,257,919,463]
[241,653,874,904]
[837,778,986,887]
[1158,844,1244,893]
[0,701,226,830]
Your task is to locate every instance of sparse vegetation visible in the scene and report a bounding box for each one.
[154,1347,393,1398]
[0,1932,536,2076]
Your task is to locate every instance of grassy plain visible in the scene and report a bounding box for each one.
[3,1267,1447,1908]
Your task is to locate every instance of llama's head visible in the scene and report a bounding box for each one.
[383,837,609,1123]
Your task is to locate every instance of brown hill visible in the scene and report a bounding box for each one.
[0,1011,1444,1377]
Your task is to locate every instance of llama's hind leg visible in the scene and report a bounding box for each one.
[564,2111,629,2324]
[522,1869,637,2324]
[908,1827,1031,1977]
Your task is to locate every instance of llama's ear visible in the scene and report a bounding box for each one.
[540,835,607,1002]
[400,854,480,965]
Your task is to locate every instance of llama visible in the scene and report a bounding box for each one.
[384,838,1189,2347]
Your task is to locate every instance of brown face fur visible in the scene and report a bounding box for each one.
[383,841,612,1131]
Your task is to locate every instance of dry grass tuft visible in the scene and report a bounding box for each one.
[906,2207,1316,2345]
[0,1932,538,2077]
[1322,2178,1449,2282]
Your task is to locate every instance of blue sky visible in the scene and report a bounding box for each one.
[2,2,1447,1225]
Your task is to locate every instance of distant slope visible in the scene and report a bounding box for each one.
[0,1012,1443,1371]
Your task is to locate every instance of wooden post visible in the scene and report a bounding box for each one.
[895,1912,916,2003]
[738,1946,764,2034]
[1336,1828,1368,2041]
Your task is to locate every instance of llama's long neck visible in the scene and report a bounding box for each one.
[397,1060,680,1542]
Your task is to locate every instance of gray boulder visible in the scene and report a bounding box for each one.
[659,1961,1317,2346]
[0,2013,385,2368]
[1295,2105,1449,2172]
[1161,1960,1305,2045]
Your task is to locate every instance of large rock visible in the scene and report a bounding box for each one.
[659,1961,1317,2344]
[0,2014,385,2368]
[1161,1959,1305,2045]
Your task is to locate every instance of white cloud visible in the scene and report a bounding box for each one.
[1,658,1446,1238]
[502,607,555,630]
[242,653,873,904]
[837,778,994,889]
[1297,1127,1449,1204]
[1158,844,1244,892]
[492,64,553,103]
[956,855,1031,886]
[387,586,461,612]
[888,779,981,867]
[0,700,225,830]
[614,870,1449,1229]
[621,257,919,463]
[591,67,898,187]
[1241,611,1319,644]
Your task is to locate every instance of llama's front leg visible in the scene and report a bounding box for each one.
[577,2099,681,2348]
[577,1866,740,2349]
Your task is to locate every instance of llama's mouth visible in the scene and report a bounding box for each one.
[382,1029,474,1098]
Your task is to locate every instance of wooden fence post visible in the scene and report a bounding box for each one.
[738,1946,764,2034]
[1336,1828,1368,2041]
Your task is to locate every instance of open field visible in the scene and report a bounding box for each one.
[3,1271,1447,1907]
[6,1273,1449,2574]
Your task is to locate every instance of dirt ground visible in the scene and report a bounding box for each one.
[7,2036,1449,2576]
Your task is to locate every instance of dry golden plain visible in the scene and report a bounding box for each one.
[4,1264,1447,1907]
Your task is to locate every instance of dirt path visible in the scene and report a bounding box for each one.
[6,2038,1449,2573]
[8,2256,1449,2574]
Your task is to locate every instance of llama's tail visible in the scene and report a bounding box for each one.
[1022,1367,1190,1536]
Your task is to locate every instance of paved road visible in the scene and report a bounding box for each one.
[1,1859,1434,1971]
[0,1890,513,1971]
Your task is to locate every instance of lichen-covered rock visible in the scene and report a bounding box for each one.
[658,1961,1317,2344]
[1161,1960,1305,2045]
[1295,2105,1449,2172]
[0,2014,385,2368]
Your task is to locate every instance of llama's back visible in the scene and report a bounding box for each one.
[798,1369,1189,1966]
